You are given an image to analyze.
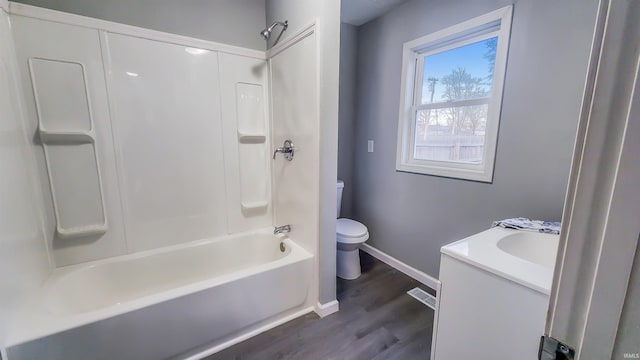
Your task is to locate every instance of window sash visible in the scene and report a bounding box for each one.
[412,97,491,112]
[413,31,499,108]
[409,98,491,166]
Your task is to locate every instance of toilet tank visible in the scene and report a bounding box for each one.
[337,180,344,218]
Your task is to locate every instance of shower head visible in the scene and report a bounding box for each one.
[260,20,288,40]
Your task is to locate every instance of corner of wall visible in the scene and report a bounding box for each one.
[315,299,339,318]
[0,0,8,13]
[318,0,341,305]
[337,22,358,219]
[265,0,341,307]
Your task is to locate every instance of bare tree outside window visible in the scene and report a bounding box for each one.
[440,67,489,135]
[414,37,496,163]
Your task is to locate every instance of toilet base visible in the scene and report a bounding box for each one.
[337,248,362,280]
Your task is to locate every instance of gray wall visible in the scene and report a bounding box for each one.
[338,22,357,219]
[353,0,599,278]
[13,0,266,50]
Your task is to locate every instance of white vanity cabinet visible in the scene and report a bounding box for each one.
[431,228,558,360]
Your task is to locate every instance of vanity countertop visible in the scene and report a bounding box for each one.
[440,227,559,295]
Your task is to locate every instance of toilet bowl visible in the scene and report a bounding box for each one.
[336,180,369,280]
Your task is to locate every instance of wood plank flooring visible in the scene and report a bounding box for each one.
[206,252,435,360]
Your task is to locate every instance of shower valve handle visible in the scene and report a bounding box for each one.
[273,139,295,161]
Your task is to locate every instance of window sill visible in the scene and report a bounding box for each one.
[395,161,494,183]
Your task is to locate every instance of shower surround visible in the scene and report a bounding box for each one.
[0,2,325,358]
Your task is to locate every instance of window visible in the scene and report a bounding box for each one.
[396,6,512,182]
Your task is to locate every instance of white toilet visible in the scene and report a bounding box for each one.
[336,180,369,280]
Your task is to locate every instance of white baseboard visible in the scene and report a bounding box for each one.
[361,244,441,292]
[184,306,314,360]
[314,300,339,318]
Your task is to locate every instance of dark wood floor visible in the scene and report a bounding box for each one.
[206,252,435,360]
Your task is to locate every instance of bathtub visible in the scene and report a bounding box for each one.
[5,229,313,360]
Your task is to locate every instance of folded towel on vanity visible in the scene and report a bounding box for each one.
[492,217,561,235]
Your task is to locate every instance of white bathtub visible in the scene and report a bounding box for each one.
[5,229,313,359]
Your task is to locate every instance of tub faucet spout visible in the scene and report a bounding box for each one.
[274,225,291,235]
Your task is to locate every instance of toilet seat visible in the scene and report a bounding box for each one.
[336,218,369,244]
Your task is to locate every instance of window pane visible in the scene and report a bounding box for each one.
[414,105,488,163]
[421,37,497,104]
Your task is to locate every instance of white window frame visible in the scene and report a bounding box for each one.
[396,5,513,182]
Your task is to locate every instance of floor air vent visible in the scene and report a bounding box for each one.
[407,287,436,310]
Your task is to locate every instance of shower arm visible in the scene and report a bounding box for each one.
[260,20,288,46]
[268,21,288,33]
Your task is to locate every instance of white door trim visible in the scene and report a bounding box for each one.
[546,0,640,358]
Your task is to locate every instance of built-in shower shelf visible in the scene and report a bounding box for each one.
[37,128,109,241]
[232,81,269,220]
[38,129,94,144]
[240,201,269,213]
[56,223,108,239]
[29,57,108,241]
[237,131,266,144]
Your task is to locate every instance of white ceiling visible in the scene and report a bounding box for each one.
[341,0,410,26]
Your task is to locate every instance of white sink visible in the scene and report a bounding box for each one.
[497,231,559,268]
[441,227,560,294]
